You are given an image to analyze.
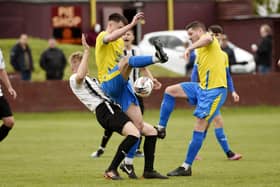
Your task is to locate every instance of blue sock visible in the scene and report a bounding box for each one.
[158,93,175,128]
[185,131,204,165]
[215,128,230,154]
[126,139,140,158]
[128,56,153,68]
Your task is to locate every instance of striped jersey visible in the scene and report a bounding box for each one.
[69,74,111,112]
[124,45,141,84]
[0,49,6,97]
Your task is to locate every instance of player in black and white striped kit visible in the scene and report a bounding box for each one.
[91,30,162,173]
[0,49,17,142]
[69,34,140,180]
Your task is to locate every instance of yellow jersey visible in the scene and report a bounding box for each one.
[95,31,124,82]
[195,34,227,90]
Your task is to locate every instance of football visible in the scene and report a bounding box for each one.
[133,76,154,97]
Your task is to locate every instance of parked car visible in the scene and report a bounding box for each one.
[138,30,256,75]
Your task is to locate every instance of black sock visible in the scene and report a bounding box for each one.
[0,124,12,142]
[137,136,142,150]
[226,150,235,158]
[108,135,139,171]
[144,135,157,172]
[101,130,113,148]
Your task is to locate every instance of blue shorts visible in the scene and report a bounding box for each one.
[180,82,227,124]
[101,65,139,112]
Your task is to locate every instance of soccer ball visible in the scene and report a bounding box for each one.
[133,77,154,97]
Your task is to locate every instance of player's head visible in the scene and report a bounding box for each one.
[122,29,135,48]
[48,38,57,48]
[69,51,83,73]
[208,24,224,40]
[185,21,206,43]
[19,34,28,46]
[220,34,229,48]
[107,13,128,32]
[260,24,272,37]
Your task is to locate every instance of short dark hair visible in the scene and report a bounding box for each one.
[208,25,224,34]
[108,13,128,25]
[185,21,206,31]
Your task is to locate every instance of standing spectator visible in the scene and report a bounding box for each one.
[220,34,237,67]
[10,34,34,81]
[0,49,17,142]
[251,24,272,74]
[40,38,67,80]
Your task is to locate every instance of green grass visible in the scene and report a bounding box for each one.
[0,38,180,82]
[1,106,280,186]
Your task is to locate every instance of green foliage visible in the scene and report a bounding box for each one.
[0,38,180,82]
[0,106,280,186]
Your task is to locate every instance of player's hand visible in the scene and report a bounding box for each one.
[184,48,191,60]
[8,87,17,100]
[131,12,145,26]
[232,91,239,103]
[152,78,162,90]
[82,33,90,51]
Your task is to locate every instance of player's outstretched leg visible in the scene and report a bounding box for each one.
[127,39,168,68]
[120,139,140,179]
[91,130,113,158]
[0,117,15,142]
[142,123,168,179]
[213,115,242,160]
[104,122,140,180]
[157,93,175,138]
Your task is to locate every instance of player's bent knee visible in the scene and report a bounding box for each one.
[122,122,140,138]
[194,118,208,132]
[141,122,157,136]
[3,117,14,128]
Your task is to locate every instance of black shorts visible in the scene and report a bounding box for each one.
[95,102,131,134]
[0,96,12,118]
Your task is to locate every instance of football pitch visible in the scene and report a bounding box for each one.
[0,106,280,187]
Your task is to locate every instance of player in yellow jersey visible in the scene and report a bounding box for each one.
[95,12,168,179]
[161,21,234,176]
[156,25,242,165]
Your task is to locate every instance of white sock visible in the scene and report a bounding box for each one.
[124,157,133,165]
[181,162,190,170]
[152,56,160,63]
[99,146,105,151]
[158,125,165,130]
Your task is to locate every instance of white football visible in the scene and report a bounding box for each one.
[133,77,154,97]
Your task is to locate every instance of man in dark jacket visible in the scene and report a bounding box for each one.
[251,24,272,74]
[40,38,66,80]
[10,34,34,81]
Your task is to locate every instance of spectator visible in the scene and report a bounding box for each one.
[251,24,272,74]
[40,38,66,80]
[220,34,237,67]
[85,23,101,47]
[10,34,34,81]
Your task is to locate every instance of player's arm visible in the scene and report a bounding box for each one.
[226,68,239,103]
[140,67,162,90]
[103,12,144,43]
[0,69,17,100]
[185,34,213,59]
[191,63,198,82]
[76,34,90,84]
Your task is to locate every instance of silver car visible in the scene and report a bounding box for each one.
[138,30,256,75]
